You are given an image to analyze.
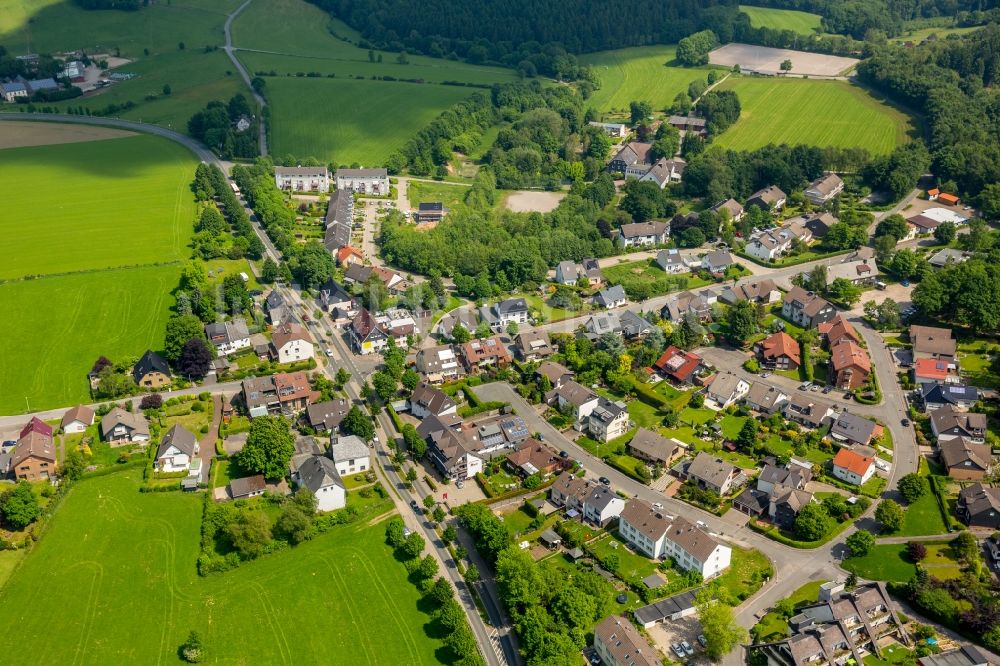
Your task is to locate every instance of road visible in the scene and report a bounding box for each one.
[222,0,268,156]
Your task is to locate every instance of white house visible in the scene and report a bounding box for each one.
[295,455,347,512]
[656,249,688,274]
[618,499,732,579]
[409,381,458,419]
[804,173,844,205]
[205,318,251,356]
[595,285,627,309]
[588,121,628,138]
[335,167,389,195]
[274,166,329,192]
[702,250,735,274]
[588,398,630,443]
[554,260,581,285]
[744,221,812,262]
[155,424,199,473]
[581,486,626,526]
[831,448,876,485]
[329,435,370,477]
[705,372,750,409]
[546,380,600,430]
[60,405,94,434]
[479,298,529,332]
[618,221,669,248]
[271,322,315,364]
[1,81,28,103]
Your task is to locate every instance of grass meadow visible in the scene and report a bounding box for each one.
[0,470,445,665]
[263,77,475,163]
[0,134,196,279]
[713,77,916,154]
[580,45,717,114]
[738,5,823,34]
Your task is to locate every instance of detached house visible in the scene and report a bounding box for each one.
[505,440,562,478]
[295,456,346,512]
[595,285,627,309]
[782,287,837,329]
[536,361,573,389]
[719,278,780,306]
[684,451,741,496]
[588,398,630,443]
[826,259,879,286]
[242,371,318,418]
[618,221,670,248]
[818,314,860,348]
[546,380,600,430]
[426,428,483,481]
[702,250,735,274]
[100,407,150,445]
[409,381,458,419]
[133,350,171,389]
[745,381,789,415]
[60,405,95,434]
[415,344,464,382]
[514,330,553,361]
[479,298,529,332]
[783,394,834,429]
[205,318,251,356]
[829,339,871,390]
[734,460,813,528]
[639,157,686,187]
[628,428,682,467]
[329,435,370,476]
[656,248,688,274]
[910,325,957,365]
[305,398,351,433]
[10,430,57,481]
[459,336,511,371]
[744,220,811,261]
[831,448,876,485]
[804,173,844,204]
[830,411,880,447]
[957,483,1000,529]
[270,322,315,364]
[711,198,745,222]
[607,141,652,175]
[156,424,199,473]
[759,332,801,371]
[746,185,787,212]
[930,405,987,443]
[920,383,978,411]
[940,438,992,481]
[265,290,289,325]
[593,616,660,666]
[705,372,750,408]
[653,346,703,384]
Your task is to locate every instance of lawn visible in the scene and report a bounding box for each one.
[263,77,475,164]
[738,5,823,34]
[720,414,748,439]
[589,531,660,583]
[752,580,823,641]
[714,77,916,155]
[0,264,180,413]
[843,541,962,583]
[522,293,585,323]
[678,407,715,426]
[580,45,717,114]
[897,491,948,537]
[603,260,712,299]
[405,180,473,210]
[957,340,1000,389]
[0,469,447,665]
[0,134,197,279]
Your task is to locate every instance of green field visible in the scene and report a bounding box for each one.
[0,470,445,664]
[264,76,474,164]
[842,541,962,583]
[714,78,915,154]
[0,264,179,412]
[580,45,717,114]
[0,134,196,279]
[406,180,472,209]
[739,5,823,35]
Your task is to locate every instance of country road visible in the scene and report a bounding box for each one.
[223,0,268,156]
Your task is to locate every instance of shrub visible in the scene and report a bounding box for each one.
[140,394,163,410]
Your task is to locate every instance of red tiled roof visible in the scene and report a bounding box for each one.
[653,346,702,381]
[833,448,874,476]
[938,193,960,205]
[761,332,801,366]
[830,340,871,374]
[20,416,53,440]
[818,314,860,346]
[913,358,951,380]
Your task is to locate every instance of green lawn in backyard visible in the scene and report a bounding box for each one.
[957,340,1000,389]
[204,258,261,291]
[678,407,715,426]
[263,76,475,164]
[738,5,823,34]
[752,580,823,641]
[405,180,473,210]
[0,135,196,279]
[896,491,948,537]
[580,45,717,114]
[500,506,536,537]
[653,382,694,410]
[720,414,748,439]
[0,469,447,665]
[521,293,585,323]
[589,531,660,583]
[603,260,712,299]
[715,547,773,604]
[714,78,916,154]
[863,644,915,666]
[0,264,179,413]
[627,399,662,429]
[210,459,238,489]
[843,541,961,583]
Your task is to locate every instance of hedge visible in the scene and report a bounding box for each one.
[735,248,851,269]
[929,475,963,531]
[748,516,854,549]
[385,404,404,433]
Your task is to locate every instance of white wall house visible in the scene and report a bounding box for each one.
[295,456,347,512]
[274,166,330,192]
[335,168,389,195]
[271,323,315,364]
[330,436,370,477]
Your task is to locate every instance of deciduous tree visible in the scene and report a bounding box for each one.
[236,416,295,480]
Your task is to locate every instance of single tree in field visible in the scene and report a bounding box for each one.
[180,631,203,663]
[780,59,793,73]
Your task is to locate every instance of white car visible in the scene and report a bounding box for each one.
[652,502,663,510]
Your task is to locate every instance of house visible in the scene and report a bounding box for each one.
[906,207,968,235]
[323,190,353,253]
[414,201,447,224]
[910,325,957,364]
[831,448,876,485]
[684,452,741,496]
[426,428,483,481]
[588,121,629,138]
[205,318,251,356]
[818,314,860,347]
[336,245,364,267]
[918,646,1000,666]
[156,424,199,473]
[19,417,52,441]
[335,167,389,195]
[329,435,370,476]
[829,339,871,390]
[746,185,787,212]
[930,405,987,443]
[705,372,750,408]
[274,166,329,192]
[607,141,653,174]
[132,350,171,389]
[376,309,418,345]
[554,260,582,285]
[549,472,593,511]
[582,486,626,526]
[617,221,669,248]
[264,290,288,325]
[409,381,458,419]
[759,332,801,370]
[653,346,703,384]
[545,380,599,430]
[619,499,732,578]
[459,337,511,371]
[921,383,978,411]
[711,198,745,222]
[661,289,716,323]
[514,330,553,361]
[271,322,315,364]
[294,455,346,512]
[593,616,660,666]
[638,157,685,187]
[349,308,388,355]
[229,474,266,500]
[913,358,962,389]
[830,412,880,447]
[536,361,573,389]
[415,344,464,382]
[10,430,57,481]
[581,258,604,286]
[782,287,837,329]
[434,308,479,340]
[305,398,351,433]
[628,428,682,466]
[800,212,838,239]
[584,312,622,339]
[505,440,562,478]
[804,173,844,204]
[655,248,688,274]
[595,285,627,309]
[620,311,653,339]
[479,298,529,332]
[826,259,879,286]
[242,371,318,418]
[100,407,150,444]
[1,81,28,102]
[744,221,812,261]
[958,483,1000,529]
[719,278,780,306]
[751,583,908,666]
[928,248,973,269]
[940,438,992,481]
[745,381,789,415]
[783,394,834,429]
[734,460,813,527]
[60,405,95,434]
[317,279,354,316]
[702,250,735,274]
[588,398,630,442]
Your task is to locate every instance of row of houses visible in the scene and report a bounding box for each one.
[273,166,389,194]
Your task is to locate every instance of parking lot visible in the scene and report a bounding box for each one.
[646,615,709,664]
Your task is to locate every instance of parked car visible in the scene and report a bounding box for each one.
[761,372,771,378]
[901,418,911,427]
[698,635,707,647]
[822,385,833,394]
[680,640,694,656]
[799,381,812,391]
[672,644,686,659]
[652,502,663,510]
[810,384,820,392]
[599,476,611,486]
[559,450,569,458]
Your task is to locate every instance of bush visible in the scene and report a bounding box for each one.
[140,394,163,410]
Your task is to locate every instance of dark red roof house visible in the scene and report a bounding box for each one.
[653,346,703,383]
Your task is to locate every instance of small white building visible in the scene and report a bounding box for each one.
[588,121,629,138]
[329,435,370,477]
[831,448,876,486]
[295,455,347,512]
[335,167,389,195]
[60,405,95,434]
[271,322,315,364]
[155,424,199,473]
[274,166,330,192]
[205,318,251,356]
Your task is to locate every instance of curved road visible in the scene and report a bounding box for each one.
[222,0,268,156]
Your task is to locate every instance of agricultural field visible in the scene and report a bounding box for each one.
[0,470,446,665]
[264,76,474,164]
[0,134,197,279]
[738,5,823,35]
[580,45,717,114]
[713,77,916,154]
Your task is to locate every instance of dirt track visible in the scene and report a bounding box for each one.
[504,190,566,213]
[0,121,135,149]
